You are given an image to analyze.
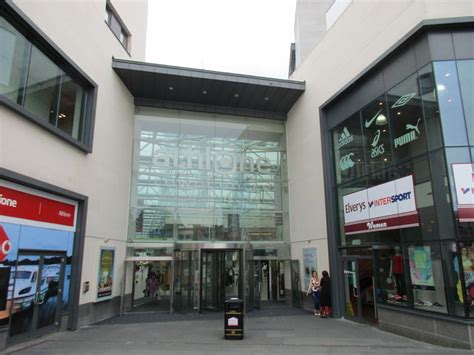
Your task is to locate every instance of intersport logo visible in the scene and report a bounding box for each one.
[368,191,412,208]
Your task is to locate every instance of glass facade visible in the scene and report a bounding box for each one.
[129,108,289,244]
[0,15,87,142]
[332,60,474,318]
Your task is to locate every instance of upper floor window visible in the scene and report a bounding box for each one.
[0,4,96,152]
[105,2,130,51]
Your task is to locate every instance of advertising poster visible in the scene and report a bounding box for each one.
[303,248,317,289]
[342,175,419,235]
[408,246,435,290]
[97,248,115,301]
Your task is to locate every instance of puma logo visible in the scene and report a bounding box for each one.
[406,118,421,135]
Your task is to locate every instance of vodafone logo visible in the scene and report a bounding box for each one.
[0,194,17,208]
[0,225,11,262]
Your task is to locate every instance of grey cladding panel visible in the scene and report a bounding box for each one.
[357,69,384,106]
[383,45,417,90]
[326,88,361,130]
[453,30,474,59]
[414,34,431,69]
[428,31,455,60]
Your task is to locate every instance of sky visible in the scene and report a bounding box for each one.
[146,0,296,79]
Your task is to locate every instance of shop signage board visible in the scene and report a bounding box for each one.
[0,186,77,231]
[452,163,474,222]
[97,248,115,301]
[343,175,419,235]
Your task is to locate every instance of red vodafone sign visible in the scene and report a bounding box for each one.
[0,225,11,262]
[0,186,76,229]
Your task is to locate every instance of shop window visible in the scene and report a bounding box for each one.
[333,112,366,185]
[373,246,409,307]
[387,73,428,162]
[418,64,443,151]
[458,241,474,317]
[433,61,469,147]
[361,95,393,174]
[406,242,448,314]
[456,60,474,146]
[0,10,95,151]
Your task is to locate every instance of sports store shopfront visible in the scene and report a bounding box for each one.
[113,60,305,314]
[321,21,474,347]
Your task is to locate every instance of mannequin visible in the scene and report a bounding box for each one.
[390,246,405,298]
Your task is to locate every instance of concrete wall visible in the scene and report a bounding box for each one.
[287,0,474,287]
[1,0,147,321]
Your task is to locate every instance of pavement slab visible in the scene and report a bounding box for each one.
[4,305,473,355]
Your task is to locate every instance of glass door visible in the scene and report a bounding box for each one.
[174,250,198,313]
[200,250,241,312]
[290,260,301,307]
[343,258,376,324]
[253,260,262,309]
[9,251,66,342]
[343,259,359,320]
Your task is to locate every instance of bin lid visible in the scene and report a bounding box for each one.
[225,298,243,303]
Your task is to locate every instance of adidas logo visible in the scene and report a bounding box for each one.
[338,127,354,148]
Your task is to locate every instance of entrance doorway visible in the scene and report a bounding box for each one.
[200,250,241,311]
[254,260,286,307]
[342,258,376,324]
[132,260,172,313]
[8,251,66,343]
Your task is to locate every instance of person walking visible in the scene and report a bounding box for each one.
[320,270,331,318]
[306,271,320,316]
[146,273,160,303]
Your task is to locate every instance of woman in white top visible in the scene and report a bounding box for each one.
[306,271,320,316]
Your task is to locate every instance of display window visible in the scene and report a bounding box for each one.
[0,181,77,339]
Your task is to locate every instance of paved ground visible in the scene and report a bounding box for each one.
[5,304,473,355]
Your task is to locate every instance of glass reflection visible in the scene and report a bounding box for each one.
[130,110,288,242]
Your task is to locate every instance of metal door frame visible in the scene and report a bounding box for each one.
[7,250,67,344]
[341,256,375,323]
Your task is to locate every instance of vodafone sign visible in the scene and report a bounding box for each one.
[0,225,11,262]
[343,175,419,235]
[0,186,77,231]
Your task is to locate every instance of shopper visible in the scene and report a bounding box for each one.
[320,270,331,318]
[146,273,160,303]
[306,271,320,316]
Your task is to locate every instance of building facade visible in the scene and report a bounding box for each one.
[289,0,474,349]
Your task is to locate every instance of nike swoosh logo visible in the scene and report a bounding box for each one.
[365,109,382,128]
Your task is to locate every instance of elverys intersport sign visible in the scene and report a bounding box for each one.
[343,175,419,235]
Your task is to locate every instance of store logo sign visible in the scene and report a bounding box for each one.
[152,147,271,175]
[394,119,421,148]
[0,225,11,262]
[338,127,353,148]
[461,187,471,194]
[0,194,17,208]
[370,130,385,158]
[365,109,382,128]
[339,153,355,171]
[391,92,416,108]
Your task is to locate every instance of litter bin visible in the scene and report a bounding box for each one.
[224,298,244,340]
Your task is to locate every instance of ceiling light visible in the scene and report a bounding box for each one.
[376,114,387,125]
[445,73,450,77]
[234,94,239,98]
[397,112,401,116]
[169,86,174,91]
[437,84,446,92]
[202,90,207,94]
[379,102,383,106]
[264,97,269,101]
